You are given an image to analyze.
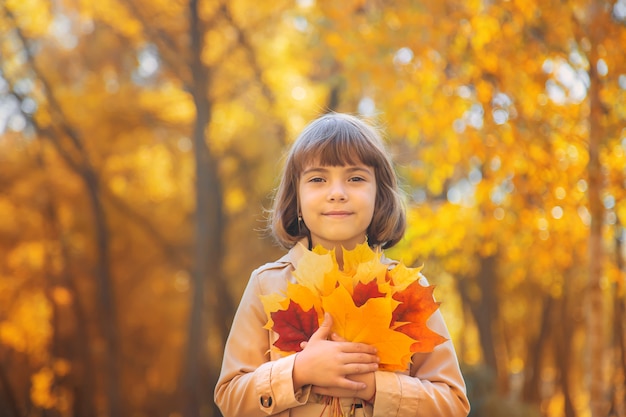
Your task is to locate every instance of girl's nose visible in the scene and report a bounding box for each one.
[328,182,347,201]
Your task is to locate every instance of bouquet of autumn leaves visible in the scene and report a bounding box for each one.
[260,242,447,414]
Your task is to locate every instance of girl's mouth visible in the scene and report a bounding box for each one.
[323,211,352,217]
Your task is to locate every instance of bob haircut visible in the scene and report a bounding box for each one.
[270,112,406,250]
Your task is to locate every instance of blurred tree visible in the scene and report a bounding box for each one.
[1,1,125,415]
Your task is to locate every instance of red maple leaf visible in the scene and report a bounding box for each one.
[391,280,447,352]
[352,280,385,307]
[271,300,319,352]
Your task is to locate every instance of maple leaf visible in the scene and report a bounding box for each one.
[338,243,388,293]
[271,300,320,353]
[392,280,447,352]
[352,280,385,307]
[341,242,378,274]
[388,262,423,291]
[284,281,323,313]
[293,244,337,296]
[322,285,414,371]
[352,259,389,285]
[392,280,440,323]
[260,292,288,330]
[395,322,448,353]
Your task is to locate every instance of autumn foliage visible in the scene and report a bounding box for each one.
[261,243,446,372]
[1,0,625,417]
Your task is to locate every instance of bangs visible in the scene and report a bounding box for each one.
[292,116,384,173]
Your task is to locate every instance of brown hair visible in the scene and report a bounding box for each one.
[270,113,406,249]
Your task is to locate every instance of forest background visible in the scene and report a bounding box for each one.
[1,0,625,417]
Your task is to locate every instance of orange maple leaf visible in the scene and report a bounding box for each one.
[395,322,448,353]
[392,280,440,323]
[322,285,414,371]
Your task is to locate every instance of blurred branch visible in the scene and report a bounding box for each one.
[219,2,276,105]
[104,190,192,266]
[119,0,192,85]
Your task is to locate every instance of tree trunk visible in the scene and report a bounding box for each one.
[181,1,222,416]
[458,255,506,392]
[586,2,608,415]
[0,359,20,417]
[522,295,553,404]
[82,170,123,417]
[554,287,576,417]
[612,222,626,417]
[39,149,99,417]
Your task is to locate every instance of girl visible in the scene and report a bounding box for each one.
[214,113,470,417]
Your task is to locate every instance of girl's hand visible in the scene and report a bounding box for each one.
[292,313,379,391]
[309,333,377,401]
[311,372,375,401]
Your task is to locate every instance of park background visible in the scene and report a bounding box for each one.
[0,0,625,416]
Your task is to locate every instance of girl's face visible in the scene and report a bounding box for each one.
[298,161,376,251]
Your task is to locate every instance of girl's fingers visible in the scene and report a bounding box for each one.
[308,313,333,342]
[330,333,346,342]
[313,383,366,397]
[338,353,379,366]
[346,362,379,374]
[341,342,377,355]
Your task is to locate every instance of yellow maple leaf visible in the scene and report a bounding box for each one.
[389,262,423,291]
[340,242,378,274]
[259,292,288,330]
[353,259,388,286]
[336,243,389,294]
[321,285,415,371]
[293,244,337,296]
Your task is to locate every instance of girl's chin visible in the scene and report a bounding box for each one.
[310,238,367,250]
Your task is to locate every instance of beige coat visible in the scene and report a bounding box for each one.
[214,244,470,417]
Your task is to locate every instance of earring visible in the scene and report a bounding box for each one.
[297,215,303,234]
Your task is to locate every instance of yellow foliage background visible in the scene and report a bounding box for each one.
[0,1,625,417]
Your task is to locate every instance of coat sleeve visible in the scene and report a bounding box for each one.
[371,277,470,417]
[214,264,312,417]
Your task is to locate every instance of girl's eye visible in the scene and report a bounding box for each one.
[349,176,365,182]
[309,177,324,183]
